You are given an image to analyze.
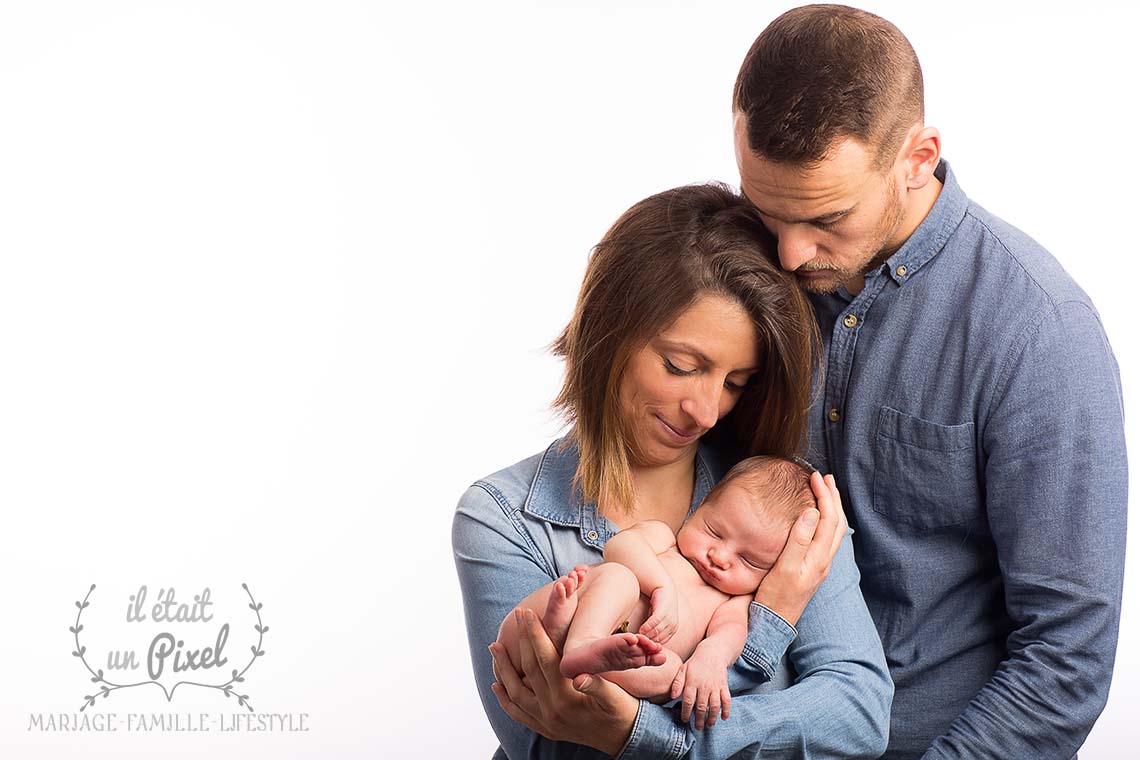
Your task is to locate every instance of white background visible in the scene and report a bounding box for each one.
[0,1,1136,758]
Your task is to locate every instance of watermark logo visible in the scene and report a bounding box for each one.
[69,583,267,712]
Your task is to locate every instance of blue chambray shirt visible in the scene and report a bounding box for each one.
[806,160,1127,759]
[454,438,892,760]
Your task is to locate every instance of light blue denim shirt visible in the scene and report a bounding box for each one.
[806,160,1127,759]
[453,438,892,759]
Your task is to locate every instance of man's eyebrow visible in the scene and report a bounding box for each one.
[748,204,855,226]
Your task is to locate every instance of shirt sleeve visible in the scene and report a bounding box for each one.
[617,532,893,760]
[921,300,1127,759]
[452,482,610,760]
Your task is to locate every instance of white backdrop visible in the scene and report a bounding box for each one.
[0,1,1136,758]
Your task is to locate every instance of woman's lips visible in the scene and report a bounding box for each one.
[656,415,701,444]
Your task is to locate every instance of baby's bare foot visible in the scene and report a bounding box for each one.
[543,571,583,652]
[560,633,666,678]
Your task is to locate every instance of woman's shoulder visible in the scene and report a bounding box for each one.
[458,437,578,516]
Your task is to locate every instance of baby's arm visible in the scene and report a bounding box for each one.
[602,520,679,643]
[671,594,752,730]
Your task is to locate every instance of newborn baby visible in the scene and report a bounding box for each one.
[495,455,815,726]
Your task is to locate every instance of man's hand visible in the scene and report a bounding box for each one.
[669,645,732,730]
[753,472,847,626]
[639,585,679,645]
[488,609,639,756]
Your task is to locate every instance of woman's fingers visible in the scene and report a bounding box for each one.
[804,471,845,571]
[488,641,539,718]
[517,608,562,691]
[489,681,540,731]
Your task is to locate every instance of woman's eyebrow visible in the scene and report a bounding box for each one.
[657,339,712,364]
[657,339,758,370]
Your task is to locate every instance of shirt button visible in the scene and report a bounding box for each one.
[586,530,599,541]
[896,265,908,277]
[843,314,858,328]
[828,408,841,423]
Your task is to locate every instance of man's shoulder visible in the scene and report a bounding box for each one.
[956,202,1094,310]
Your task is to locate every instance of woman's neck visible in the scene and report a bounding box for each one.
[606,454,697,533]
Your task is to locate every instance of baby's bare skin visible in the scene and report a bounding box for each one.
[498,547,738,699]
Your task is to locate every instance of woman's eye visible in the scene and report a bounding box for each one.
[725,378,746,392]
[664,358,695,376]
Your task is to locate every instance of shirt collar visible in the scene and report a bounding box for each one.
[522,436,718,530]
[882,158,968,286]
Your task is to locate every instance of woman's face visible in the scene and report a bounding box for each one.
[618,293,759,469]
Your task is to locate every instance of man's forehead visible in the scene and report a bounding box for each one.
[733,119,878,217]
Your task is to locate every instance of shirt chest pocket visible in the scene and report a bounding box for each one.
[872,406,981,530]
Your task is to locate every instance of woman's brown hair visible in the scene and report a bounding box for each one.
[552,183,819,515]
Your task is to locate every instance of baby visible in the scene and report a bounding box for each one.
[495,455,815,726]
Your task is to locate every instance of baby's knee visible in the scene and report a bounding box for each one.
[589,562,641,599]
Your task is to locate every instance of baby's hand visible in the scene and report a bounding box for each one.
[670,649,731,729]
[639,585,678,645]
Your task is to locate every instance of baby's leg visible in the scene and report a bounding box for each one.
[542,565,590,651]
[496,566,591,675]
[559,563,667,679]
[601,647,684,701]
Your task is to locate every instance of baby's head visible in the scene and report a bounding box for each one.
[676,455,815,595]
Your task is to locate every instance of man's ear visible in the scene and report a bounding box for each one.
[901,125,941,190]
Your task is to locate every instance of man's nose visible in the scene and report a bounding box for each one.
[777,226,817,272]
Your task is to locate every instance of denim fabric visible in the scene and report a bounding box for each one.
[453,438,892,760]
[806,160,1127,759]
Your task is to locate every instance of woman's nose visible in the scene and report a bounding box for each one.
[681,382,721,430]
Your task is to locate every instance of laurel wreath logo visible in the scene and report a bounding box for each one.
[71,583,267,712]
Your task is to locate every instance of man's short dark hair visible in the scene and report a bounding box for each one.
[733,4,923,170]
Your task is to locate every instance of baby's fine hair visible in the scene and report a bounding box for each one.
[713,455,816,526]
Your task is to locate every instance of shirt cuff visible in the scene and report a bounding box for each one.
[615,699,686,760]
[740,602,797,678]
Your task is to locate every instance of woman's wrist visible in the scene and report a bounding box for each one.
[752,584,808,627]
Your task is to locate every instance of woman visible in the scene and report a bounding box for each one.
[453,184,891,759]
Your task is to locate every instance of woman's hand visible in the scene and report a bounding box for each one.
[488,609,640,757]
[753,472,847,626]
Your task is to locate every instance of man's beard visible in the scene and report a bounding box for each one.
[797,177,907,295]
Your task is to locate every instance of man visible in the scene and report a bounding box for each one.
[732,5,1127,759]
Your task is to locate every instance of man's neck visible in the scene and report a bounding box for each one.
[846,174,944,296]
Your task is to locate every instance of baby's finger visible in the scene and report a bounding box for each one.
[693,692,710,730]
[670,664,686,701]
[680,684,697,723]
